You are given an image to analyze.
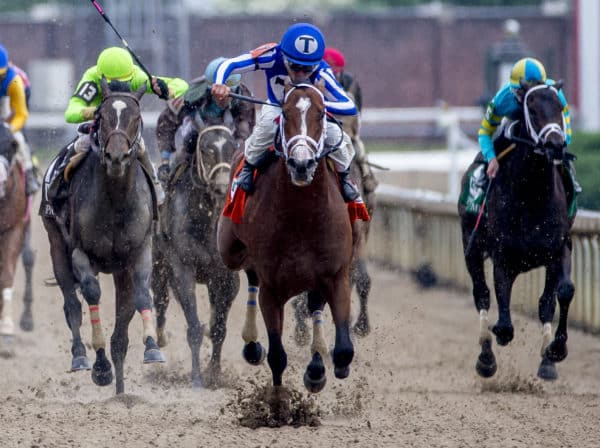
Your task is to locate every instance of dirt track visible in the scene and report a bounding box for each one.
[1,197,600,448]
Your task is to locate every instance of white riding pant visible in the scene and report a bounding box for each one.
[244,104,355,172]
[13,131,33,170]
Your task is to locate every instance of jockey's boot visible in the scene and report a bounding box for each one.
[137,150,166,206]
[237,160,256,193]
[338,169,360,202]
[25,168,40,196]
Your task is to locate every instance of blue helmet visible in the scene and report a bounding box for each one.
[0,45,8,73]
[280,23,325,65]
[204,57,240,87]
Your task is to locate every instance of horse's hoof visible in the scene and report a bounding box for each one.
[475,339,497,378]
[91,348,113,386]
[242,341,265,365]
[192,376,203,389]
[334,365,350,379]
[353,319,370,337]
[304,370,327,393]
[491,323,514,346]
[144,336,166,363]
[71,356,92,371]
[144,349,166,364]
[545,339,568,363]
[537,357,558,381]
[19,313,34,332]
[91,364,113,386]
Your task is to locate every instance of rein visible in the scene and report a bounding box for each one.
[97,91,143,160]
[194,125,234,184]
[521,84,566,151]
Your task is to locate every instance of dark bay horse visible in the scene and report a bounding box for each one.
[0,124,33,347]
[218,83,355,413]
[152,124,239,388]
[459,80,575,381]
[42,79,164,394]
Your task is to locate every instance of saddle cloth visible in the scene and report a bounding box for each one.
[222,158,370,225]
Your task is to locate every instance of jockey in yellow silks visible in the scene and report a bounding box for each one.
[0,44,39,195]
[65,46,188,204]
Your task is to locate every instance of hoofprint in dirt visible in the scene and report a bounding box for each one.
[1,207,599,447]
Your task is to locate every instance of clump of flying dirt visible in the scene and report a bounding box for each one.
[480,371,545,395]
[144,366,191,388]
[226,379,322,428]
[324,375,373,417]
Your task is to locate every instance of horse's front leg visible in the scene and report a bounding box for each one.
[169,257,204,388]
[43,219,90,371]
[540,243,574,379]
[111,270,136,395]
[71,248,112,386]
[19,221,35,332]
[241,270,266,365]
[259,287,290,421]
[537,262,561,380]
[150,243,170,348]
[303,290,328,393]
[0,226,24,342]
[491,261,518,346]
[325,268,354,380]
[205,269,239,384]
[351,257,371,337]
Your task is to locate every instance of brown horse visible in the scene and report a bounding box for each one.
[41,79,164,394]
[218,83,354,413]
[459,80,575,381]
[0,124,30,349]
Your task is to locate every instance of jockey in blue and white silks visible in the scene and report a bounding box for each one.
[211,22,361,202]
[479,57,572,180]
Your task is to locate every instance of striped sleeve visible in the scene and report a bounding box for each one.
[317,68,357,116]
[557,89,572,146]
[478,101,502,161]
[6,76,28,132]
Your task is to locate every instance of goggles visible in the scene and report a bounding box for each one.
[284,58,318,74]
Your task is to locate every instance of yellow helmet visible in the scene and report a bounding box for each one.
[96,47,134,81]
[510,57,546,88]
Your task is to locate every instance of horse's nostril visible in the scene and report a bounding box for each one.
[307,159,316,169]
[287,159,297,169]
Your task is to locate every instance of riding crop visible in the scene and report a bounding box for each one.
[89,0,168,97]
[464,178,493,257]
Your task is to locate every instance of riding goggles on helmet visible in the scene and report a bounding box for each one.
[284,57,318,74]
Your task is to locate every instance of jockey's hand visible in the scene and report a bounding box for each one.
[487,158,499,178]
[81,106,97,121]
[152,77,170,100]
[211,83,231,108]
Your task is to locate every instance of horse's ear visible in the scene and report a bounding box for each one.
[135,82,146,100]
[555,79,564,91]
[101,76,111,98]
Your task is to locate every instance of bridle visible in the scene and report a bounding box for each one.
[96,91,143,161]
[193,125,234,185]
[520,84,566,154]
[279,83,327,161]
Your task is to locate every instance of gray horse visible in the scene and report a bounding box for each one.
[152,125,239,388]
[42,79,164,395]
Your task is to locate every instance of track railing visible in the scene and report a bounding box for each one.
[368,185,600,333]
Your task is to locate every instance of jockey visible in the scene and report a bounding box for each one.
[479,57,578,190]
[323,47,378,195]
[0,44,39,196]
[64,46,188,204]
[211,22,361,202]
[10,62,31,107]
[156,56,255,180]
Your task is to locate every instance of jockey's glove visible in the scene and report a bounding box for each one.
[81,107,97,121]
[153,78,170,100]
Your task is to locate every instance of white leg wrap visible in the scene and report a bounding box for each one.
[0,288,14,335]
[311,310,328,358]
[241,286,259,343]
[141,309,157,343]
[479,309,492,346]
[541,322,553,356]
[89,305,106,351]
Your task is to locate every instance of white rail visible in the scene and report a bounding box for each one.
[368,187,600,333]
